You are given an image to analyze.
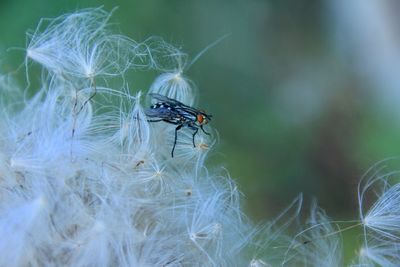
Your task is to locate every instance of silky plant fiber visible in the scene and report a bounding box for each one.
[1,7,400,267]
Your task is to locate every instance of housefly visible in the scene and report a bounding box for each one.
[145,93,212,157]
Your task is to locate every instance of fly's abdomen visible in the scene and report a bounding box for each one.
[145,102,175,118]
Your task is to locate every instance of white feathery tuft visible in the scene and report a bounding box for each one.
[26,8,135,79]
[284,203,343,267]
[356,242,400,267]
[355,167,400,266]
[361,180,400,240]
[0,196,49,267]
[149,71,196,106]
[144,36,198,106]
[358,164,400,235]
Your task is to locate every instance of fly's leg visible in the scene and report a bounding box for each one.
[187,124,199,148]
[192,128,199,148]
[172,124,183,157]
[200,125,210,135]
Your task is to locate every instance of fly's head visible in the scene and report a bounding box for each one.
[196,111,212,126]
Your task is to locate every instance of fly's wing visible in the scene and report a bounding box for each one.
[144,106,179,120]
[150,94,201,114]
[149,93,183,106]
[174,105,200,116]
[149,93,200,111]
[148,93,211,119]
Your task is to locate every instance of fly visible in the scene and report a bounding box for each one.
[145,93,212,157]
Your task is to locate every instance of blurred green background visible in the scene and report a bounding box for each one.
[2,0,400,261]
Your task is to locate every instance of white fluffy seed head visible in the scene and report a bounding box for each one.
[359,173,400,241]
[26,7,143,87]
[148,71,197,106]
[356,243,400,267]
[3,8,262,266]
[363,183,400,239]
[355,164,400,266]
[6,6,400,267]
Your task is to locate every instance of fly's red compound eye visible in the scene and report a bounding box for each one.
[197,114,205,124]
